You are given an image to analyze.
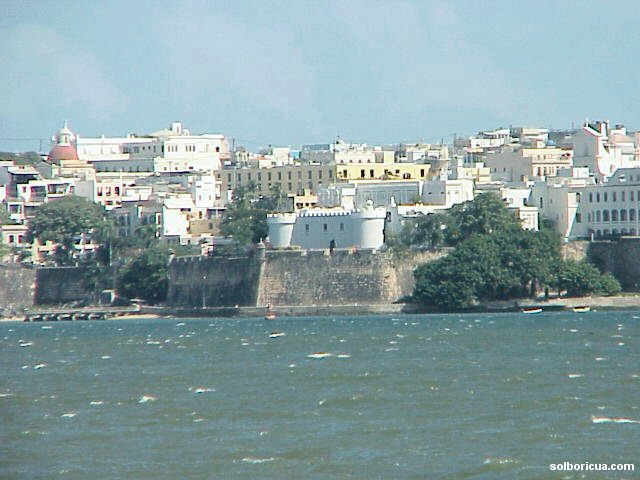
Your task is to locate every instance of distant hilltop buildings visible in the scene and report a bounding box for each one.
[2,118,640,262]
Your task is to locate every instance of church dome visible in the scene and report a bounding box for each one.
[48,120,79,164]
[48,144,79,163]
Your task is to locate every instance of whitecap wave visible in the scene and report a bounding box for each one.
[591,415,640,424]
[242,456,276,464]
[307,352,332,359]
[190,387,215,394]
[138,394,157,403]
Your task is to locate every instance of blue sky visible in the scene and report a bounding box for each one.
[1,0,640,152]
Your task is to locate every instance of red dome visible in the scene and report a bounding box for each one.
[48,144,79,164]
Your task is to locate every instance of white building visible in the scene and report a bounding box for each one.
[572,168,640,239]
[571,121,640,180]
[152,122,229,174]
[267,202,386,250]
[529,168,595,239]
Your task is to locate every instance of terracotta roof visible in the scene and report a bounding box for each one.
[48,144,79,163]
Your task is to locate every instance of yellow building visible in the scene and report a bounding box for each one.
[217,164,336,197]
[336,162,431,182]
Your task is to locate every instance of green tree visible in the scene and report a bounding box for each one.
[27,196,111,265]
[411,194,621,310]
[220,183,269,245]
[444,192,522,245]
[400,214,447,249]
[118,246,169,304]
[598,273,622,296]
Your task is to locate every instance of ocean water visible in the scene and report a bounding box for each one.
[1,312,639,479]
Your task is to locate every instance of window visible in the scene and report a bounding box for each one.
[340,223,344,231]
[621,209,627,221]
[278,172,282,181]
[622,191,626,202]
[329,170,333,179]
[603,210,610,221]
[370,169,374,178]
[360,169,365,178]
[613,192,617,202]
[323,224,328,232]
[268,172,272,181]
[597,193,600,202]
[576,213,582,223]
[308,171,312,179]
[288,171,292,180]
[631,209,637,221]
[589,192,593,203]
[305,224,309,233]
[258,172,262,181]
[604,192,608,202]
[612,210,618,221]
[318,171,322,179]
[420,169,425,177]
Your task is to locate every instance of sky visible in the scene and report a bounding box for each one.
[1,0,640,152]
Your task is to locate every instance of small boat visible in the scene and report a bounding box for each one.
[264,305,276,321]
[572,306,591,313]
[522,307,543,314]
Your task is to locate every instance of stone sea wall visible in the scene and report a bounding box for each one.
[166,248,444,308]
[34,266,88,305]
[167,252,263,307]
[0,264,35,313]
[588,238,640,290]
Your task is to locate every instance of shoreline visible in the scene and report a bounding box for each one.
[4,295,640,323]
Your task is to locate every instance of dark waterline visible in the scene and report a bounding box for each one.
[1,312,639,479]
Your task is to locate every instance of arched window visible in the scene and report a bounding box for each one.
[596,210,602,222]
[612,210,619,221]
[631,209,636,221]
[621,209,627,221]
[597,192,601,202]
[603,210,610,222]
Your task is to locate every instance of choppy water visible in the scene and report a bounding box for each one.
[1,312,639,479]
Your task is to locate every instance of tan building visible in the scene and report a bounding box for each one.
[336,162,431,182]
[484,143,572,182]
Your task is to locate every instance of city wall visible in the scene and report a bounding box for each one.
[0,264,35,314]
[167,252,263,307]
[588,238,640,290]
[34,266,88,305]
[166,248,444,308]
